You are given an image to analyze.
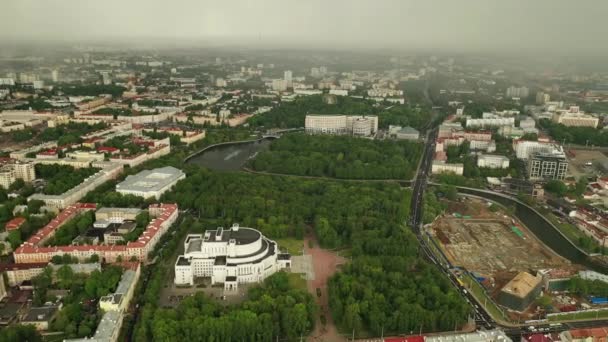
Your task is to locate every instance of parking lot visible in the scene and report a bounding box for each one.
[567,149,608,178]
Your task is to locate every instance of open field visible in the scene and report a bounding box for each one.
[567,149,608,178]
[276,238,304,255]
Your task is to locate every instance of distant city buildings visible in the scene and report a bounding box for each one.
[305,114,378,137]
[506,86,529,99]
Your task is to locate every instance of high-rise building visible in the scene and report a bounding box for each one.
[506,86,529,99]
[310,67,320,78]
[528,151,568,180]
[536,92,550,104]
[272,79,287,92]
[51,69,59,82]
[283,70,293,88]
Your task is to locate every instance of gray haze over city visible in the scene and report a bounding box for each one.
[2,0,608,55]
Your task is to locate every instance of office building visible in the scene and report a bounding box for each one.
[528,151,568,180]
[305,114,378,136]
[116,166,185,200]
[552,109,599,128]
[498,272,542,311]
[174,224,291,289]
[477,154,510,169]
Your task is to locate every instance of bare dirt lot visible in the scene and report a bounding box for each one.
[431,198,571,279]
[567,149,608,178]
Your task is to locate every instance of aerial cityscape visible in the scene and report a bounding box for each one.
[2,0,608,341]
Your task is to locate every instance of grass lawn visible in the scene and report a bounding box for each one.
[462,274,509,323]
[287,272,307,291]
[548,309,608,321]
[276,238,304,255]
[544,212,599,253]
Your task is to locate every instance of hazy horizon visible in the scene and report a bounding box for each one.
[2,0,608,56]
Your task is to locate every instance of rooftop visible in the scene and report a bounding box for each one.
[501,272,542,298]
[116,166,184,193]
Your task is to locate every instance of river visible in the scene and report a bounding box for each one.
[186,139,272,171]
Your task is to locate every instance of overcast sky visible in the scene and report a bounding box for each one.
[1,0,606,54]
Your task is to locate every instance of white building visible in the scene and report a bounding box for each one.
[514,140,563,160]
[466,116,515,129]
[116,166,185,200]
[506,86,529,99]
[272,79,287,92]
[283,70,292,88]
[0,161,35,189]
[431,161,464,176]
[305,114,378,136]
[174,224,291,290]
[552,109,599,128]
[477,154,510,169]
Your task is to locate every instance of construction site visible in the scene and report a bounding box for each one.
[430,197,577,302]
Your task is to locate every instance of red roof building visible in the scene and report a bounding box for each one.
[5,217,26,231]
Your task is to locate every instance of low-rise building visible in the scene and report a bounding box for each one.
[305,114,378,136]
[116,166,185,200]
[388,126,420,140]
[477,154,510,169]
[174,224,291,290]
[497,271,542,312]
[431,161,464,176]
[20,305,60,331]
[14,203,178,264]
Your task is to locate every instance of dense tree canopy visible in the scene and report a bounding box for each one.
[57,84,126,97]
[247,95,432,130]
[540,119,608,147]
[250,134,421,180]
[151,272,315,341]
[569,276,608,297]
[35,164,100,195]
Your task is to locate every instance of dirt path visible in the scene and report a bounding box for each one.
[304,233,348,342]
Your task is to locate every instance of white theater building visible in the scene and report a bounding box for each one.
[174,224,291,290]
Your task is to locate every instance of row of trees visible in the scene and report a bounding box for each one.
[35,164,100,195]
[540,119,608,147]
[150,272,316,341]
[250,134,422,180]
